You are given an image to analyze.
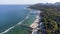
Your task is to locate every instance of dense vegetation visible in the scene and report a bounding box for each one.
[29,3,60,34]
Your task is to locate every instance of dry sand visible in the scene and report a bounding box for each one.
[30,15,40,28]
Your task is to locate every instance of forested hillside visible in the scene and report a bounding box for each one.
[29,3,60,34]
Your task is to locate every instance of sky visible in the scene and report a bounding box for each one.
[0,0,60,4]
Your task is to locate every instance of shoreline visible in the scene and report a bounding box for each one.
[26,7,41,29]
[30,10,40,29]
[30,15,40,28]
[0,7,41,34]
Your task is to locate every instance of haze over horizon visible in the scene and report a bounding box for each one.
[0,0,60,4]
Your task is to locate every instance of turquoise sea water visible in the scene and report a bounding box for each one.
[5,13,36,34]
[0,5,37,34]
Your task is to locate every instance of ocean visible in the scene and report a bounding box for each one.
[0,5,29,33]
[0,5,37,34]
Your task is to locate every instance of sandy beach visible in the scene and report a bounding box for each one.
[30,11,40,29]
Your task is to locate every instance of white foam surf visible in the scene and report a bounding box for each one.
[0,11,31,34]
